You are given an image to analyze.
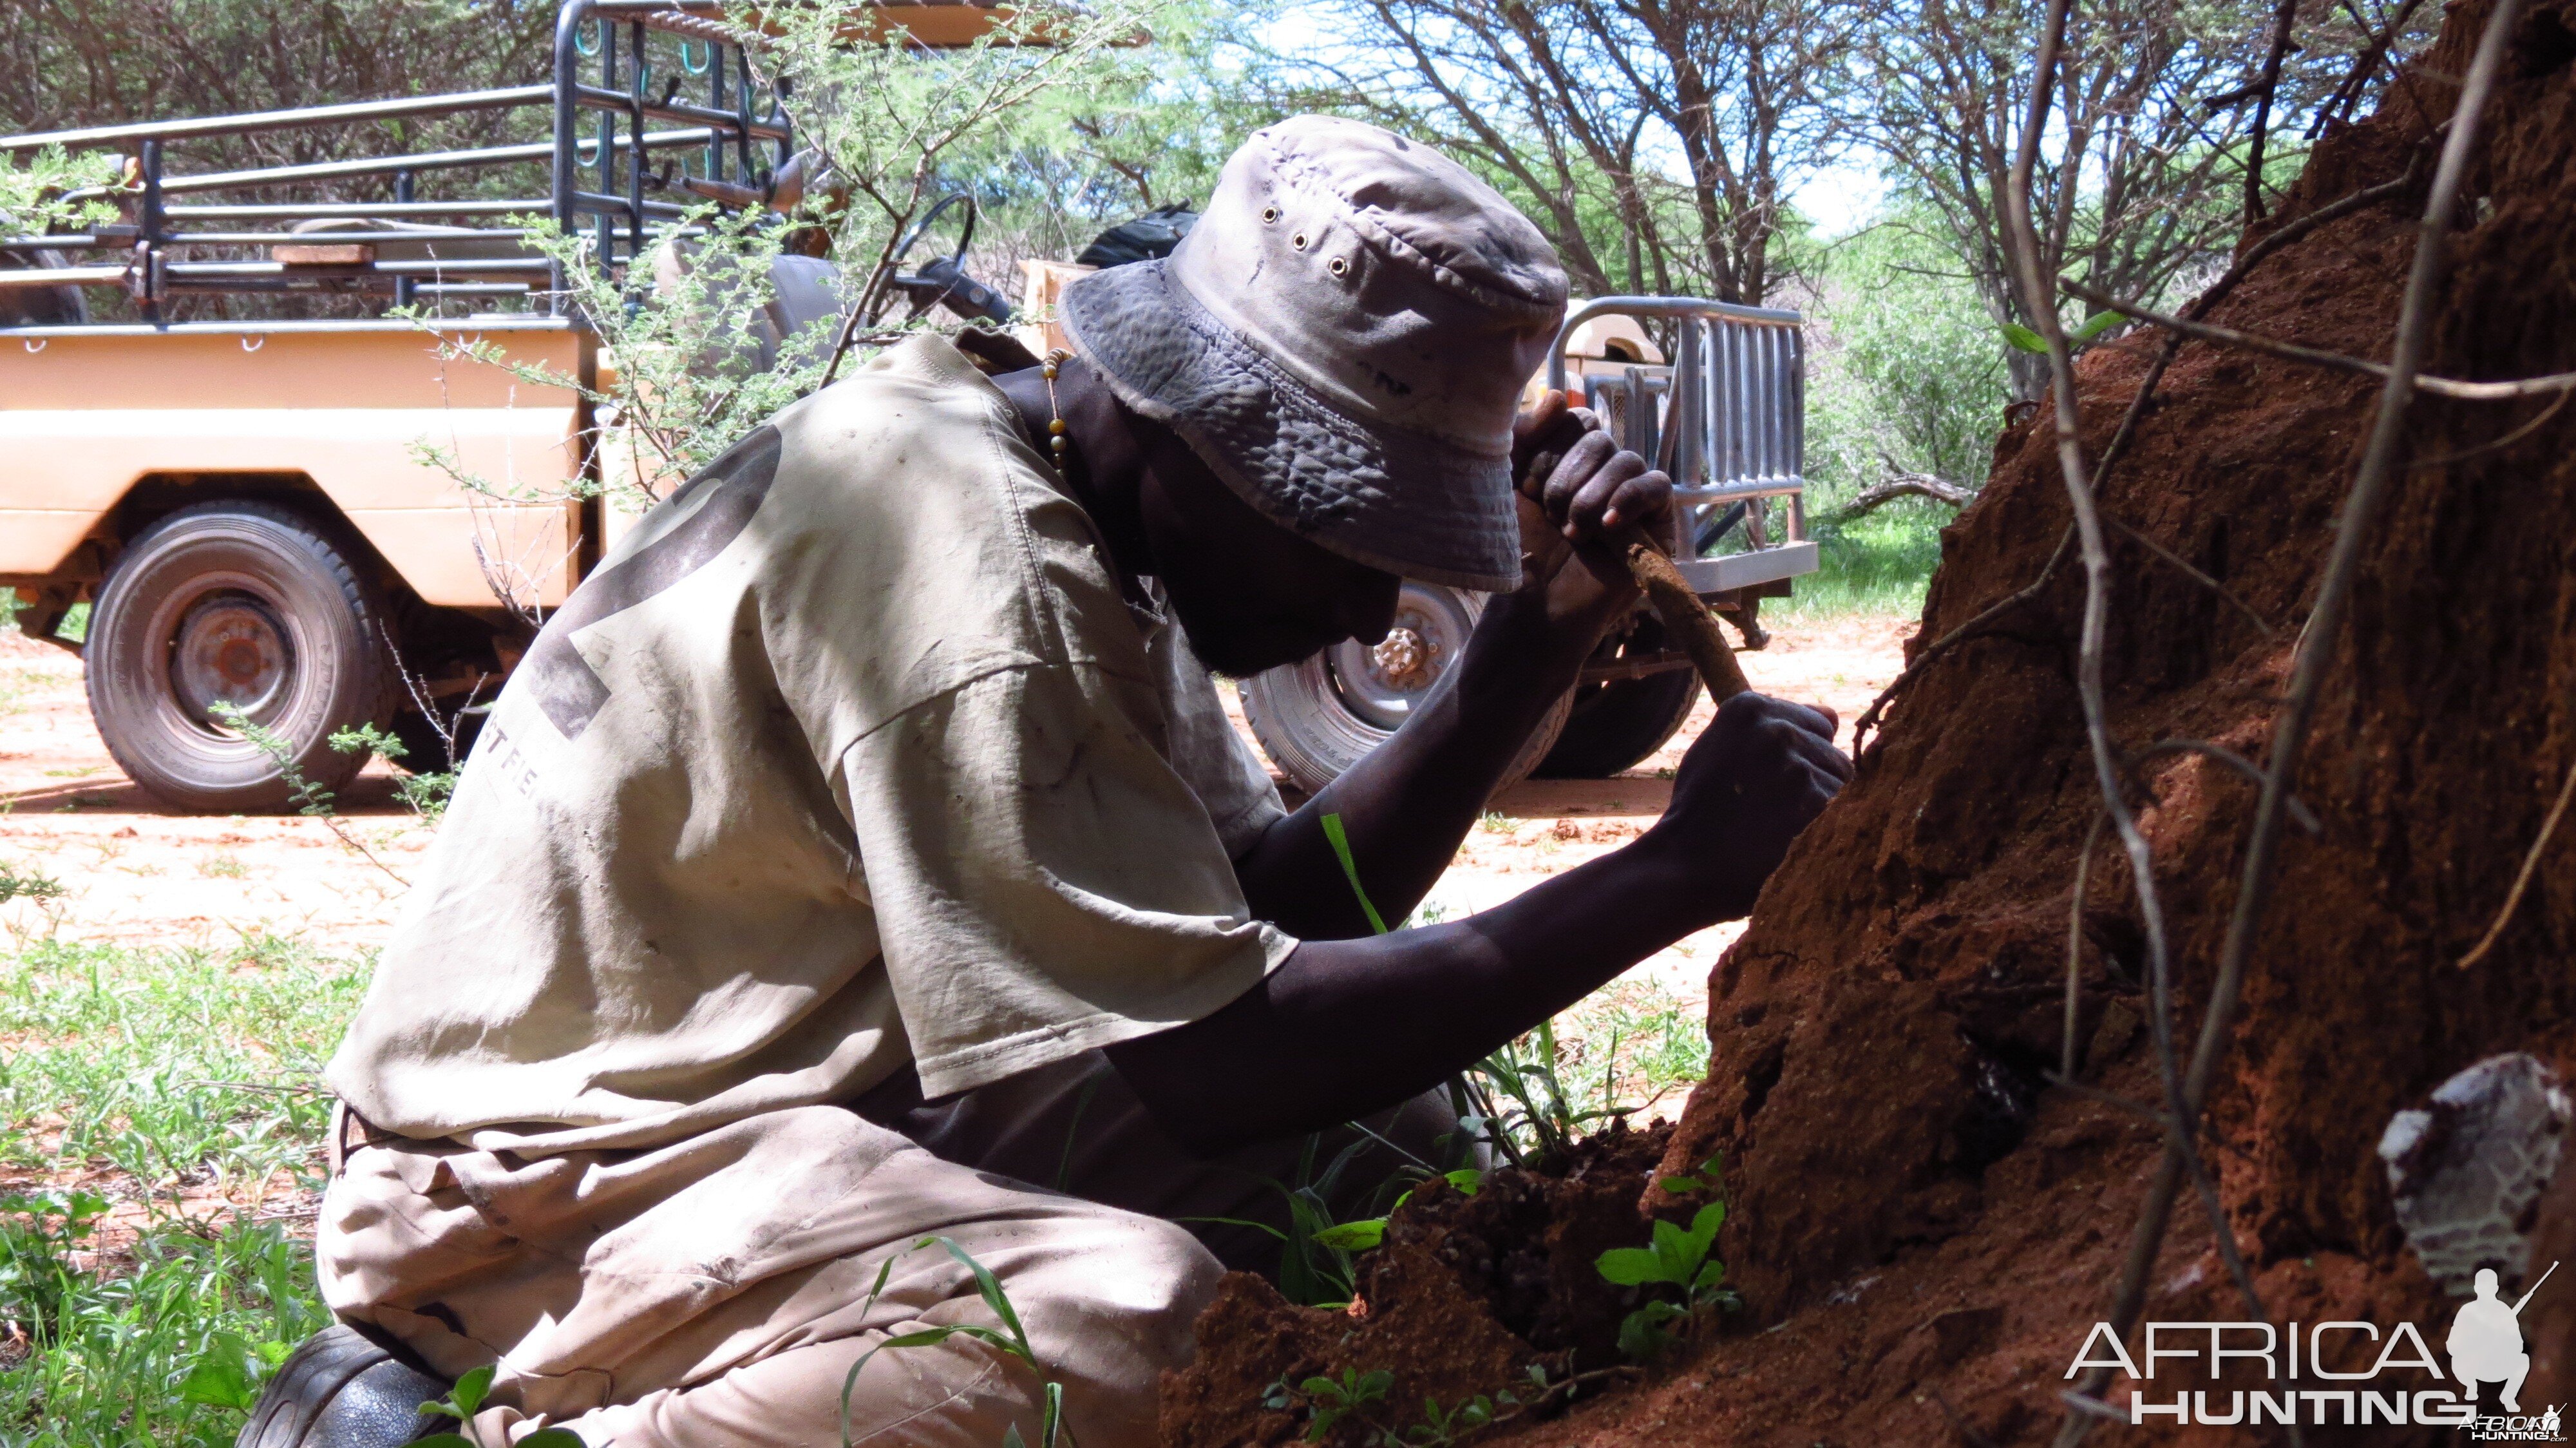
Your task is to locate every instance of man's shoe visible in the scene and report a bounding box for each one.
[235,1325,448,1447]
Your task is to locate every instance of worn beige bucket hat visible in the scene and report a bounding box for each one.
[1059,116,1568,594]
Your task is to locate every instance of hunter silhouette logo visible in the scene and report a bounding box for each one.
[2451,1262,2553,1413]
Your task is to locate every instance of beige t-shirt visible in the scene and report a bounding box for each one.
[326,336,1294,1156]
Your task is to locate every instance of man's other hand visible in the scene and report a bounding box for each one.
[1643,692,1850,925]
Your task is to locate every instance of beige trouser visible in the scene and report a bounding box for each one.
[319,1053,1465,1447]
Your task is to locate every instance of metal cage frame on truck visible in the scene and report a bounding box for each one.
[1,0,797,316]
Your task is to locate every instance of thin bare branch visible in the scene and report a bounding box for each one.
[2242,0,2302,222]
[2065,278,2576,399]
[2456,750,2576,969]
[2062,810,2108,1081]
[2005,0,2272,1399]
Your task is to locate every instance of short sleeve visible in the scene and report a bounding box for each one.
[835,661,1298,1099]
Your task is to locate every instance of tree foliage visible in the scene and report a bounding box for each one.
[1802,212,2014,504]
[1255,0,1853,306]
[1852,0,2405,397]
[0,0,559,156]
[755,0,1192,327]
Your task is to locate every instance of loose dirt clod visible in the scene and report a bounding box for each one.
[1162,1127,1671,1447]
[1173,0,2576,1438]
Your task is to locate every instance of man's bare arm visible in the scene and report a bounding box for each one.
[1113,693,1848,1154]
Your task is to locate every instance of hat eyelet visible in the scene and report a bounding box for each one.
[1328,255,1349,277]
[1291,232,1309,251]
[1260,205,1280,224]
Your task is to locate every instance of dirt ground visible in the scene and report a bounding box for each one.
[0,611,1908,993]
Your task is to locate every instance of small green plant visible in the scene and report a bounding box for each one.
[0,861,65,905]
[1283,1367,1392,1443]
[1406,1390,1507,1445]
[413,1364,582,1447]
[1595,1156,1741,1362]
[1265,1362,1584,1447]
[0,1188,111,1345]
[838,1235,1074,1448]
[178,1331,292,1413]
[1475,811,1513,834]
[1320,812,1389,933]
[1317,810,1634,1170]
[210,704,334,817]
[1192,1132,1408,1308]
[201,854,248,880]
[328,721,457,822]
[1460,1019,1632,1168]
[1307,1168,1485,1256]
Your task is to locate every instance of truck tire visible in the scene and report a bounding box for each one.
[1240,581,1569,797]
[86,502,396,813]
[1537,616,1705,779]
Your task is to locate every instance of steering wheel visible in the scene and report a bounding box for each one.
[871,193,1013,327]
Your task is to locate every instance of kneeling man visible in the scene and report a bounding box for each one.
[258,115,1847,1447]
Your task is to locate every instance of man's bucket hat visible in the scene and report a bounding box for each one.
[1060,116,1568,594]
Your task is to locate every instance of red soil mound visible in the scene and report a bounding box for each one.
[1169,1,2576,1440]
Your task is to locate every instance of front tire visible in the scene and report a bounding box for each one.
[1537,615,1704,778]
[1240,582,1568,796]
[86,502,396,813]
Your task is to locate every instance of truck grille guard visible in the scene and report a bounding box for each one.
[1544,296,1815,602]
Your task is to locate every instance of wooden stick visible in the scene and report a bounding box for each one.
[1613,523,1751,703]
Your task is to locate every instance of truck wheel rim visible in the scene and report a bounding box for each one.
[168,588,294,729]
[1324,584,1476,731]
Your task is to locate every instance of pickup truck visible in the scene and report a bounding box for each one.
[0,0,1815,810]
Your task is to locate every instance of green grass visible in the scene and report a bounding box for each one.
[1774,500,1946,621]
[0,1205,328,1447]
[1543,976,1712,1119]
[0,933,366,1445]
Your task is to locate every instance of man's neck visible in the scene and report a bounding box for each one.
[994,357,1153,587]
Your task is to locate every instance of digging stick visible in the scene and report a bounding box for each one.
[1521,432,1752,704]
[1609,522,1752,703]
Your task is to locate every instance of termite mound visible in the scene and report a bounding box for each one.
[1170,0,2576,1438]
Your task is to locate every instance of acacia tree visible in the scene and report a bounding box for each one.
[753,0,1181,329]
[1855,0,2362,398]
[1265,0,1855,306]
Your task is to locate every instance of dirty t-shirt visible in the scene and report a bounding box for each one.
[325,336,1294,1156]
